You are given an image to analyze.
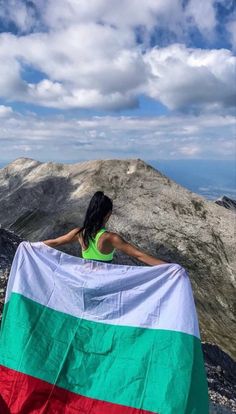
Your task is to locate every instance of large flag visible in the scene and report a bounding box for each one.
[0,241,209,413]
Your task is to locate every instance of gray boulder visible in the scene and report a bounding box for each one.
[215,196,236,213]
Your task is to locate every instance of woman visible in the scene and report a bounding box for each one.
[43,191,168,266]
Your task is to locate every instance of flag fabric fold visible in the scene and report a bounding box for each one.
[0,241,209,413]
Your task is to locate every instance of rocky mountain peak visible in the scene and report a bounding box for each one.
[0,158,235,361]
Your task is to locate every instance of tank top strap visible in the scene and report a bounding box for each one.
[94,227,107,248]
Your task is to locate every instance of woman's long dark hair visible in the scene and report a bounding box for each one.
[78,191,113,248]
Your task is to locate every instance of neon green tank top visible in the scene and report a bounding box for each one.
[81,227,115,262]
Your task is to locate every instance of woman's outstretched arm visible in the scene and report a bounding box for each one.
[108,233,169,266]
[42,228,80,247]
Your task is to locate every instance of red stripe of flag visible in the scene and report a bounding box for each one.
[0,365,156,414]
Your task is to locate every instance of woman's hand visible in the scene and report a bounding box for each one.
[108,233,169,266]
[42,227,81,248]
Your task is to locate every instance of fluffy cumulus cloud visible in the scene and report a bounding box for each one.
[0,0,183,33]
[0,0,235,112]
[1,0,232,37]
[0,1,235,163]
[0,25,146,110]
[0,106,235,161]
[144,44,236,111]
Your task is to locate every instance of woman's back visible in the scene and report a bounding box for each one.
[43,191,169,266]
[80,227,115,262]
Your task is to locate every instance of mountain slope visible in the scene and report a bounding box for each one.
[0,157,235,361]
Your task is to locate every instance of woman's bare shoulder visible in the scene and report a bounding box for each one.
[105,231,125,244]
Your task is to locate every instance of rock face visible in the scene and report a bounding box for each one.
[215,196,236,213]
[0,228,23,321]
[0,157,235,363]
[204,343,236,413]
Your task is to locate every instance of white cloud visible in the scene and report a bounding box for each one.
[178,145,201,156]
[0,105,13,117]
[0,1,234,167]
[14,0,183,33]
[144,44,236,111]
[0,1,235,112]
[12,144,32,152]
[0,110,235,161]
[0,27,235,112]
[184,0,217,39]
[0,0,226,41]
[0,25,147,110]
[0,0,38,33]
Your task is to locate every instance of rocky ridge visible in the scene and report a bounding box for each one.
[215,196,236,213]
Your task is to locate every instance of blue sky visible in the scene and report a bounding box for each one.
[0,0,235,163]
